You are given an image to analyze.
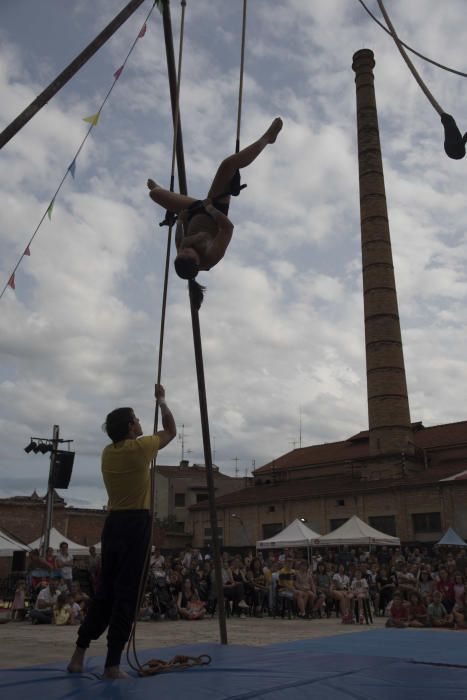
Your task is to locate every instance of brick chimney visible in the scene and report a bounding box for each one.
[352,49,413,456]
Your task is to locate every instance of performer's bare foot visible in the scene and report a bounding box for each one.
[147,178,159,191]
[103,666,131,680]
[264,117,283,144]
[67,647,86,673]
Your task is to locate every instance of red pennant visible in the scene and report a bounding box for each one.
[113,65,124,80]
[24,246,31,256]
[138,23,147,38]
[8,273,15,290]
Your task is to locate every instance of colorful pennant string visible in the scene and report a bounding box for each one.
[83,112,100,127]
[1,1,159,299]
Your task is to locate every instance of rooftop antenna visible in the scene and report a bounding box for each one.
[231,456,240,478]
[299,406,302,448]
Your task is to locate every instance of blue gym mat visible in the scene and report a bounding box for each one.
[1,631,466,699]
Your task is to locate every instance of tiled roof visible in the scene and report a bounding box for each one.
[190,462,466,511]
[156,464,234,480]
[254,420,467,475]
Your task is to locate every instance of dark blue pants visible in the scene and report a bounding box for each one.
[76,510,151,667]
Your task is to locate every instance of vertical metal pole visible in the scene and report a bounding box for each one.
[42,424,59,555]
[161,0,227,644]
[189,284,228,644]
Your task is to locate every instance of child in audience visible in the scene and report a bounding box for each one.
[11,579,26,621]
[427,590,454,627]
[407,591,428,628]
[385,591,409,628]
[54,592,72,625]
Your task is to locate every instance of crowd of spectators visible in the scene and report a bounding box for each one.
[7,542,467,629]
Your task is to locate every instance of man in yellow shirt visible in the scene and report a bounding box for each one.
[68,384,176,679]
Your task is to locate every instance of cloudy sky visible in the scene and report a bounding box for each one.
[1,0,467,508]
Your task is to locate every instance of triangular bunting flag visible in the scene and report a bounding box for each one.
[83,112,100,127]
[138,23,147,38]
[47,200,54,220]
[24,246,31,256]
[8,274,15,290]
[113,65,124,80]
[68,159,76,178]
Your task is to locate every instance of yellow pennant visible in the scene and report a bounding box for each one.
[83,112,100,127]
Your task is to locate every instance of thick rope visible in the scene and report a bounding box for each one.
[358,0,467,80]
[376,0,444,115]
[235,0,248,153]
[138,654,212,677]
[126,0,188,676]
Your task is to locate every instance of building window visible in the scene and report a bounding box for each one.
[268,505,275,513]
[412,512,441,533]
[174,493,186,507]
[369,515,397,536]
[329,518,347,532]
[204,527,223,537]
[196,493,209,503]
[336,499,345,507]
[262,523,283,539]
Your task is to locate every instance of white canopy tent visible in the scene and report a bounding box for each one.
[436,527,467,547]
[0,529,30,557]
[316,515,400,546]
[256,519,321,550]
[27,527,89,556]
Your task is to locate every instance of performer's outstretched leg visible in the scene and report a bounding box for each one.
[147,179,197,212]
[208,117,283,201]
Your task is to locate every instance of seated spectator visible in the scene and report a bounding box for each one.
[385,591,409,628]
[436,568,455,613]
[222,561,249,617]
[453,590,467,629]
[278,557,308,618]
[427,590,454,627]
[453,572,465,608]
[55,542,73,591]
[53,592,72,625]
[70,581,90,615]
[11,579,26,621]
[249,557,269,616]
[30,579,59,624]
[177,579,206,620]
[395,562,417,599]
[407,591,428,628]
[315,562,333,617]
[230,557,250,616]
[295,561,323,617]
[331,564,353,621]
[350,569,369,623]
[417,569,435,602]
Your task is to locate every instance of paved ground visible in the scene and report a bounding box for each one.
[0,615,387,669]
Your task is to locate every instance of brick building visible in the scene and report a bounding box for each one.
[188,420,467,547]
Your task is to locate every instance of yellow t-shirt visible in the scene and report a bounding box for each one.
[102,435,160,510]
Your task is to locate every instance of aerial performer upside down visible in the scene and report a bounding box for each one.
[147,117,283,282]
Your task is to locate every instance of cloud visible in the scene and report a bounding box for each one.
[1,1,467,507]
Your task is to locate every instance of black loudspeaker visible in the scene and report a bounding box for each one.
[11,550,27,572]
[50,451,75,489]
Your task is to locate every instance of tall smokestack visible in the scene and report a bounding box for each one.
[352,49,413,456]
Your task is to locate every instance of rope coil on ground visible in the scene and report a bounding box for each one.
[138,654,212,676]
